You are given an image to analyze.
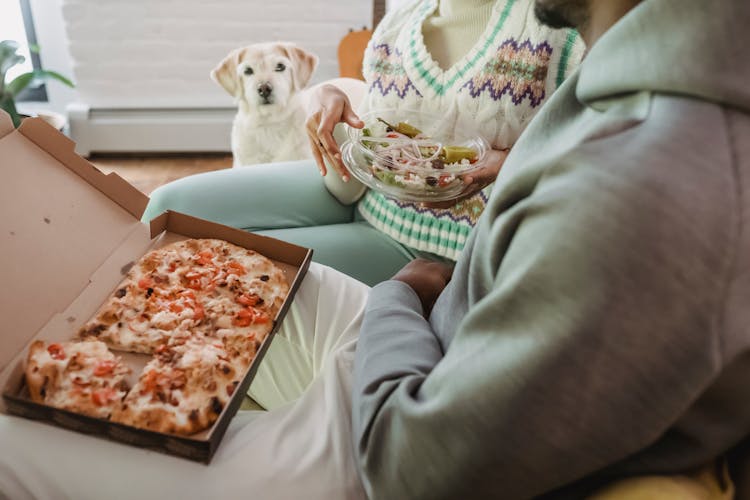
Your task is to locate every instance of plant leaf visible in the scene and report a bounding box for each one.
[39,70,75,88]
[0,53,25,77]
[0,40,20,60]
[7,69,75,95]
[6,71,34,95]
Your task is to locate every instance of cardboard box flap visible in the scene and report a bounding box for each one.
[0,112,149,372]
[0,109,13,139]
[17,115,148,219]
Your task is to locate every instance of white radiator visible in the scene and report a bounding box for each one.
[61,0,371,154]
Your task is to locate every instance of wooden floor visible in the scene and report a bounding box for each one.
[90,153,233,195]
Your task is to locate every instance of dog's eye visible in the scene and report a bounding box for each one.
[244,67,254,76]
[275,63,286,72]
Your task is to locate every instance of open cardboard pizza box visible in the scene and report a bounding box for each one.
[0,110,312,463]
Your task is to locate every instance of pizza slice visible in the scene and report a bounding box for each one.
[111,337,243,434]
[25,339,131,419]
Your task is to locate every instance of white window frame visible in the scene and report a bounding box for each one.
[17,0,77,116]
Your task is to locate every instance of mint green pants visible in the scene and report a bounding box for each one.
[142,160,416,286]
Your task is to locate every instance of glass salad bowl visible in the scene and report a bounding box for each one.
[340,109,490,203]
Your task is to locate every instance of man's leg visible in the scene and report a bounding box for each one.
[0,263,369,500]
[248,261,370,409]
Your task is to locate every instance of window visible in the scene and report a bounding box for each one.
[1,0,47,101]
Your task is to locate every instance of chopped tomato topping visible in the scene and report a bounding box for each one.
[168,261,177,272]
[386,133,399,138]
[169,302,184,313]
[253,311,270,324]
[47,343,65,360]
[141,370,160,394]
[93,360,116,376]
[233,317,252,327]
[155,344,168,354]
[196,250,214,266]
[138,276,153,289]
[227,261,246,275]
[193,304,205,321]
[237,294,260,307]
[92,388,116,406]
[232,308,253,327]
[438,174,452,187]
[232,307,270,327]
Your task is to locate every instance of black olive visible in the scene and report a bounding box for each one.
[115,288,127,298]
[260,275,269,281]
[146,287,154,298]
[431,159,445,170]
[189,409,199,421]
[86,324,106,337]
[210,397,223,415]
[426,176,438,186]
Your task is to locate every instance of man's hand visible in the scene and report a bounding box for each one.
[421,148,509,210]
[305,83,364,181]
[392,259,454,316]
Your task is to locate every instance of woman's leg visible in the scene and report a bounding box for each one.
[257,221,416,286]
[143,160,355,230]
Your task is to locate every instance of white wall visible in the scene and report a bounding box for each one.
[59,0,371,109]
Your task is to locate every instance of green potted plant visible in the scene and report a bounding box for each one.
[0,39,74,128]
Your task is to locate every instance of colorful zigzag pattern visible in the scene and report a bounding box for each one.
[390,188,490,226]
[368,43,422,99]
[462,39,552,106]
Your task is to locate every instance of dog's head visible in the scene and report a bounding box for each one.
[211,42,318,116]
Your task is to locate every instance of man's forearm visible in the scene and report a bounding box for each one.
[352,280,443,450]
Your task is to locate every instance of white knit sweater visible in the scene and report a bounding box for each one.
[337,0,584,259]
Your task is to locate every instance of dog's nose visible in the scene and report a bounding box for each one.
[257,83,272,99]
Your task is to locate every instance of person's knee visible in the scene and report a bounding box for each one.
[141,184,181,222]
[142,180,188,222]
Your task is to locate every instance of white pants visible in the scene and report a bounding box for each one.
[0,263,370,500]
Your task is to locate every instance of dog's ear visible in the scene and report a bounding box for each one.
[280,43,319,91]
[211,48,244,98]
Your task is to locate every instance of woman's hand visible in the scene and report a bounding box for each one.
[421,148,510,209]
[305,84,364,181]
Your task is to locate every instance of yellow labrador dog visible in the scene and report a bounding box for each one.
[212,42,318,166]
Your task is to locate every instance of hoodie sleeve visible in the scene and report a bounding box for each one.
[352,156,733,499]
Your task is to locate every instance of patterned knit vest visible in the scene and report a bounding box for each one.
[357,0,584,260]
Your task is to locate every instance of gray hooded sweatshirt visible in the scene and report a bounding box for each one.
[353,0,750,498]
